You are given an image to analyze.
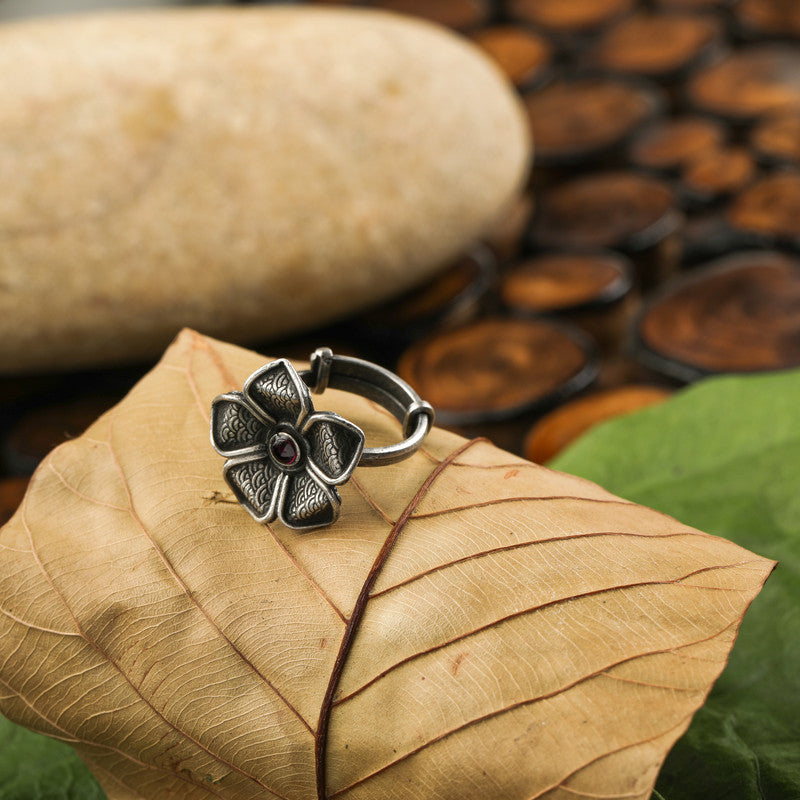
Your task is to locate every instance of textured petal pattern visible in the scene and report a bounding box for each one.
[211,393,269,455]
[0,331,774,800]
[245,359,310,425]
[282,470,340,530]
[304,414,365,485]
[224,457,282,521]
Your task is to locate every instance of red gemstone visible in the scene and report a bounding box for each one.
[270,433,299,466]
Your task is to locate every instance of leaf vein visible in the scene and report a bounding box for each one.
[18,495,292,800]
[526,712,698,800]
[0,603,82,636]
[264,523,348,624]
[315,438,482,800]
[102,412,315,734]
[336,562,759,705]
[370,530,711,600]
[411,495,639,520]
[349,475,394,527]
[1,660,229,798]
[330,617,737,797]
[48,458,129,511]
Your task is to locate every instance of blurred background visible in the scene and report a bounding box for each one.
[0,0,206,18]
[2,0,799,523]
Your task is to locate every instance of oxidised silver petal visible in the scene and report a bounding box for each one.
[302,412,365,485]
[223,455,285,524]
[279,469,340,530]
[210,392,270,458]
[244,359,312,427]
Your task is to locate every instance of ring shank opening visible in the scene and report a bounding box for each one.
[300,352,434,467]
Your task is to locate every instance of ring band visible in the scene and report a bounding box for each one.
[303,348,435,466]
[210,349,434,530]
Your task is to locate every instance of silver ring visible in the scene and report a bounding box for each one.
[210,348,434,530]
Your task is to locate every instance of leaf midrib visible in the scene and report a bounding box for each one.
[314,438,482,800]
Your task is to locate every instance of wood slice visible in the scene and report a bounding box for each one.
[523,385,673,463]
[366,0,491,30]
[688,45,800,122]
[0,476,28,527]
[588,11,723,80]
[751,113,800,166]
[396,317,598,425]
[629,116,726,173]
[655,0,732,8]
[727,171,800,249]
[499,251,632,313]
[682,145,758,203]
[2,395,118,475]
[636,250,800,379]
[532,171,681,252]
[471,25,552,90]
[507,0,635,35]
[499,251,635,351]
[357,247,496,341]
[524,77,663,166]
[736,0,800,40]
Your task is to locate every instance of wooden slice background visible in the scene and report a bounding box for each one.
[688,45,800,121]
[681,145,757,203]
[636,251,800,380]
[500,252,632,314]
[524,78,663,165]
[629,116,726,172]
[727,171,800,248]
[366,0,491,30]
[751,113,800,166]
[532,172,680,252]
[471,26,552,89]
[587,11,723,80]
[735,0,800,39]
[396,317,598,425]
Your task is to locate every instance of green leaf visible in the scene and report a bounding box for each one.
[552,369,800,800]
[0,716,105,799]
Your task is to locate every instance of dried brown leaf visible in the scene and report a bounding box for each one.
[0,330,773,800]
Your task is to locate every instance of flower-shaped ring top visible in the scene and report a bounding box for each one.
[210,352,434,530]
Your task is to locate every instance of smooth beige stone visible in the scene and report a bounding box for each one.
[0,6,530,373]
